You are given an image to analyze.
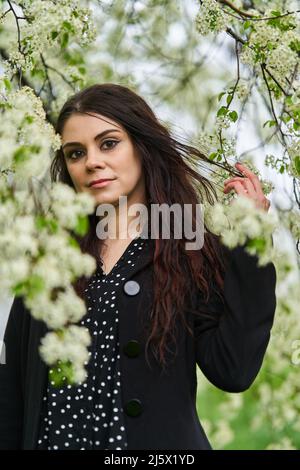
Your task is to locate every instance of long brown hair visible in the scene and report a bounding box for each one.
[50,83,233,373]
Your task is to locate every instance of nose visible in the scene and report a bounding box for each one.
[85,148,106,171]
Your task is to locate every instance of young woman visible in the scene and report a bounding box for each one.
[0,83,276,450]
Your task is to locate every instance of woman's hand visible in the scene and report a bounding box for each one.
[223,162,271,212]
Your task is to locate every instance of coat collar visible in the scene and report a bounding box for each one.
[125,234,155,280]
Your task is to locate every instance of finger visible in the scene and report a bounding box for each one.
[235,163,264,196]
[241,178,256,197]
[265,198,271,211]
[224,181,248,195]
[224,176,256,195]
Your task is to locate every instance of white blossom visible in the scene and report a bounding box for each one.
[195,0,227,36]
[39,325,91,384]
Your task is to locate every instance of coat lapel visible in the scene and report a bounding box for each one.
[125,235,155,281]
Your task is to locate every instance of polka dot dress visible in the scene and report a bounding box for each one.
[37,235,148,450]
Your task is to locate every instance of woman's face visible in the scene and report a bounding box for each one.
[61,112,146,207]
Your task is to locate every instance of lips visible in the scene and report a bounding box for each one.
[89,178,115,187]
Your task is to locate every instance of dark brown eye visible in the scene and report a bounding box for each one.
[101,140,119,150]
[66,150,84,160]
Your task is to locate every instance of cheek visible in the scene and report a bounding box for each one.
[65,164,83,190]
[120,159,142,188]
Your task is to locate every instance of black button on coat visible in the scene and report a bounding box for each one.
[0,237,277,450]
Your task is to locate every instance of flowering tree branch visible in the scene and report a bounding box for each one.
[218,0,300,22]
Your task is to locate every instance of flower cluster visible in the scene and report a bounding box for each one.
[240,9,299,89]
[50,182,95,231]
[195,0,227,36]
[204,159,278,266]
[0,83,61,182]
[235,79,251,101]
[39,325,92,384]
[4,0,96,73]
[279,208,300,241]
[206,195,278,265]
[287,140,300,180]
[0,176,96,382]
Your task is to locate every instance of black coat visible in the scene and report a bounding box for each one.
[0,240,277,450]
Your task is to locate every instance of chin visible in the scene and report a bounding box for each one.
[93,194,120,207]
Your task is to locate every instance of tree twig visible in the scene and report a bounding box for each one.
[218,0,300,21]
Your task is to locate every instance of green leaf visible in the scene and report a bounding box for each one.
[13,275,45,298]
[263,120,276,128]
[74,215,89,236]
[229,111,238,122]
[68,236,80,248]
[290,39,300,53]
[12,282,26,296]
[51,31,59,40]
[247,237,266,254]
[209,152,218,160]
[285,96,293,106]
[35,215,47,230]
[35,216,58,234]
[218,91,226,102]
[49,361,75,388]
[243,20,251,30]
[266,42,275,51]
[30,144,41,154]
[294,156,300,175]
[3,78,12,92]
[282,115,291,124]
[28,275,45,297]
[61,32,69,49]
[226,94,233,106]
[293,121,300,131]
[13,146,29,164]
[217,106,228,117]
[24,115,34,124]
[62,21,72,31]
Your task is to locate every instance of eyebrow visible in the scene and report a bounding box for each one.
[62,128,122,151]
